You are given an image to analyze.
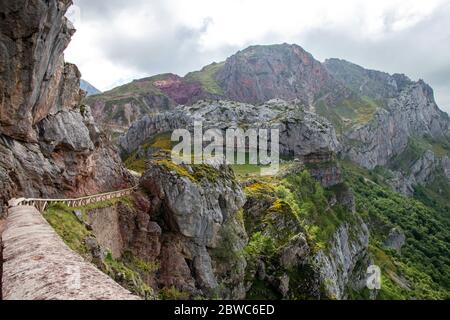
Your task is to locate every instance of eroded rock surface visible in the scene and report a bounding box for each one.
[315,220,370,299]
[139,161,247,298]
[119,99,340,158]
[216,44,349,106]
[0,0,132,215]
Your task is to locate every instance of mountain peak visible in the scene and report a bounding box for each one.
[215,42,342,105]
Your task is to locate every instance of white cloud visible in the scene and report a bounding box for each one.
[65,0,450,112]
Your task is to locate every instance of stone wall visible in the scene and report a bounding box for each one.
[2,206,138,300]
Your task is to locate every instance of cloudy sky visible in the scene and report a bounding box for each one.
[65,0,450,113]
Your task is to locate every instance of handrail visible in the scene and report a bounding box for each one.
[9,185,138,213]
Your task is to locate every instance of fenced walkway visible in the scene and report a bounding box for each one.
[1,206,139,300]
[8,186,138,213]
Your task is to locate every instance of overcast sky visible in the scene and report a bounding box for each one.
[65,0,450,113]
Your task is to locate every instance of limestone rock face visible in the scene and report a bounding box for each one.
[324,58,412,100]
[443,156,450,180]
[302,152,344,187]
[0,0,76,141]
[38,110,95,154]
[314,219,370,299]
[215,44,349,106]
[119,99,340,158]
[329,61,450,171]
[241,167,367,300]
[142,163,245,247]
[0,0,132,214]
[279,235,310,269]
[117,193,162,263]
[0,105,132,214]
[139,161,247,298]
[326,59,450,193]
[386,150,438,196]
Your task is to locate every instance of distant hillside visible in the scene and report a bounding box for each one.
[80,79,101,96]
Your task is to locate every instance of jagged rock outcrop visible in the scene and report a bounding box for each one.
[329,67,450,194]
[86,44,352,132]
[119,99,340,158]
[0,0,76,141]
[443,156,450,180]
[386,150,437,195]
[0,0,132,215]
[314,219,369,299]
[301,152,344,187]
[327,59,450,170]
[139,160,247,298]
[240,161,368,300]
[114,45,450,300]
[324,58,412,101]
[216,44,349,106]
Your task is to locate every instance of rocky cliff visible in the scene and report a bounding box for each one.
[2,4,448,300]
[119,99,340,158]
[84,73,217,133]
[84,44,351,132]
[0,0,132,216]
[326,59,450,170]
[139,160,247,298]
[113,44,450,300]
[94,44,450,196]
[215,44,349,106]
[323,59,450,194]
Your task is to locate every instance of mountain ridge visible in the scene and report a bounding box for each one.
[85,43,449,134]
[80,79,102,96]
[1,2,448,300]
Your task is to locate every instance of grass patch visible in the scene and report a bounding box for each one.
[123,131,175,173]
[124,157,146,173]
[45,203,92,255]
[45,200,157,299]
[159,286,190,300]
[44,198,134,253]
[185,62,225,95]
[103,251,154,299]
[315,96,379,134]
